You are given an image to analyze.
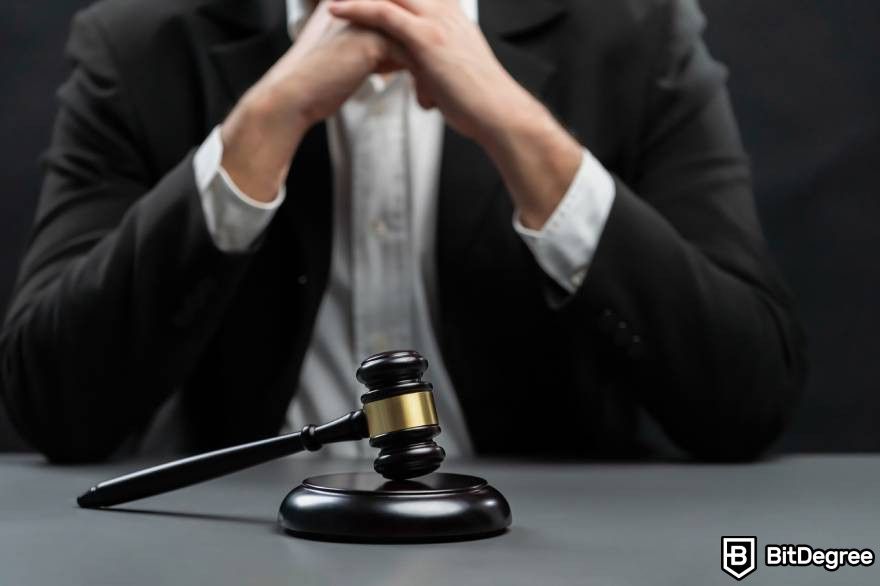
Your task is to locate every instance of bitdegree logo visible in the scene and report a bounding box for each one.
[766,544,875,572]
[721,537,877,580]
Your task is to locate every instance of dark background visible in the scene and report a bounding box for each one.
[1,0,878,452]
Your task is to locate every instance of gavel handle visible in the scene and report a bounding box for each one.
[76,410,369,508]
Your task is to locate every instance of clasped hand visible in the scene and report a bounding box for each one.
[328,0,532,144]
[222,0,582,229]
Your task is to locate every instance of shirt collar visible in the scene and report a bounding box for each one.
[286,0,479,40]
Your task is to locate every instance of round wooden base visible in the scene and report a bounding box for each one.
[278,472,511,543]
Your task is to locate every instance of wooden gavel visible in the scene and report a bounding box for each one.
[77,350,446,508]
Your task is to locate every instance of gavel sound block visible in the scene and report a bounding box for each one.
[77,351,511,543]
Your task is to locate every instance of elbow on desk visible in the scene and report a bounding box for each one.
[29,403,124,465]
[0,331,124,465]
[0,397,121,466]
[6,403,122,465]
[675,334,808,463]
[682,410,789,464]
[41,441,119,465]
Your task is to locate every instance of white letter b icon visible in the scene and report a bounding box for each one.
[728,545,748,566]
[722,537,757,581]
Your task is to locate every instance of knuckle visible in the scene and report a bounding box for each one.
[377,6,396,26]
[362,35,386,62]
[424,24,446,46]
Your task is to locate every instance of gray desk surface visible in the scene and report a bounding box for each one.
[1,454,878,585]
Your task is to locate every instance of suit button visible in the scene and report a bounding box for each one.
[613,322,630,347]
[297,274,308,286]
[628,335,645,360]
[597,309,617,334]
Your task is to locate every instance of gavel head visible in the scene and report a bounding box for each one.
[357,350,446,480]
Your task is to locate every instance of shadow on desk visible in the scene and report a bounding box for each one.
[97,506,274,528]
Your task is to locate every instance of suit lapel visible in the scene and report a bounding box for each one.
[201,0,291,113]
[208,30,291,109]
[479,0,566,38]
[437,0,565,262]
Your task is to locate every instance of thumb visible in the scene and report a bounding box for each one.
[415,78,436,110]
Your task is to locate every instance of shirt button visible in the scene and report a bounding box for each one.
[370,333,390,353]
[613,322,631,348]
[371,219,389,238]
[597,309,617,334]
[628,335,645,360]
[571,271,586,288]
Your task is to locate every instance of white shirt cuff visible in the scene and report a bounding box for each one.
[193,126,286,253]
[513,148,616,294]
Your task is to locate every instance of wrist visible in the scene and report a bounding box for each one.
[471,83,536,152]
[518,124,583,228]
[245,79,314,137]
[479,95,583,230]
[474,77,554,147]
[220,86,309,203]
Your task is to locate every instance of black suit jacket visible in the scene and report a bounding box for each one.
[0,0,806,462]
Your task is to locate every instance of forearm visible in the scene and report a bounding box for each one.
[477,90,584,230]
[0,155,254,462]
[0,1,396,461]
[478,97,803,457]
[219,86,309,203]
[570,181,806,460]
[219,1,396,203]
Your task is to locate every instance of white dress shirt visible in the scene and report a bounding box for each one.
[192,0,616,457]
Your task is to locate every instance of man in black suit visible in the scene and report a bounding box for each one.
[0,0,806,463]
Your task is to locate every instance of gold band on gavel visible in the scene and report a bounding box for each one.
[362,391,439,438]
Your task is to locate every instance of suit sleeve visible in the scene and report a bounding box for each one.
[0,11,256,462]
[563,0,807,459]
